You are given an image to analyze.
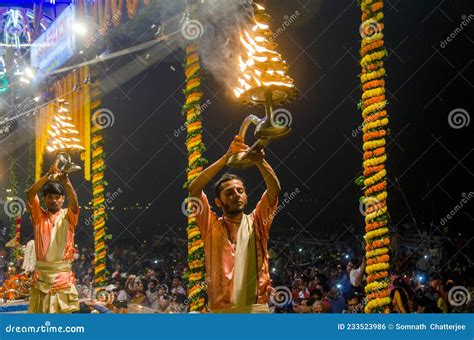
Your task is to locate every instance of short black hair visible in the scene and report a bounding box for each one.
[42,182,65,197]
[346,293,361,303]
[214,173,245,198]
[311,289,323,299]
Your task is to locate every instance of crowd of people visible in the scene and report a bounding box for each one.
[73,236,189,313]
[64,231,473,314]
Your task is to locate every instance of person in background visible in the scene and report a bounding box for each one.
[171,278,186,297]
[310,288,331,312]
[326,287,345,313]
[115,278,130,304]
[344,293,363,313]
[312,300,328,313]
[390,276,415,313]
[146,279,159,309]
[348,258,366,292]
[431,279,449,313]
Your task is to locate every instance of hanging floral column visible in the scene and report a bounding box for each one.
[91,98,109,287]
[357,0,391,313]
[183,44,208,312]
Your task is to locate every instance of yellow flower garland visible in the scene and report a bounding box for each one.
[364,171,387,187]
[365,281,389,294]
[358,0,391,313]
[366,247,389,258]
[361,32,384,46]
[363,154,387,168]
[364,297,390,313]
[362,101,388,118]
[183,43,208,313]
[363,117,389,132]
[366,262,390,275]
[363,138,386,151]
[366,227,389,241]
[362,87,385,99]
[365,205,388,223]
[91,99,109,287]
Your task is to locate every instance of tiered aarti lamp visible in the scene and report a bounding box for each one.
[229,3,298,167]
[46,99,85,179]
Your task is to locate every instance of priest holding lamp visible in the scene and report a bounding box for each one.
[188,3,297,313]
[26,166,80,313]
[188,135,281,313]
[26,98,84,313]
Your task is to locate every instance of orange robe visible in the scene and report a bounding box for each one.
[196,191,278,312]
[27,196,79,313]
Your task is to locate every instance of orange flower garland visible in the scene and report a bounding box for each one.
[356,0,391,314]
[91,98,109,287]
[183,44,208,312]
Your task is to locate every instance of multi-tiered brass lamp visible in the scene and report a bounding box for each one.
[228,3,298,168]
[46,99,85,180]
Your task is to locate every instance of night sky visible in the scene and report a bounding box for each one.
[2,0,473,251]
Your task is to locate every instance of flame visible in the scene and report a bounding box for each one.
[46,100,85,153]
[262,81,294,87]
[234,5,295,98]
[253,22,269,31]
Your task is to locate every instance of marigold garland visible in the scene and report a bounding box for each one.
[91,98,109,287]
[367,254,390,266]
[367,271,389,284]
[183,44,208,313]
[356,0,391,314]
[366,247,389,259]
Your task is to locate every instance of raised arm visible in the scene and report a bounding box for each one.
[59,174,79,213]
[248,152,281,206]
[188,135,248,198]
[355,257,366,286]
[26,165,56,204]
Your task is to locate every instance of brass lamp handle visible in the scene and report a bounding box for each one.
[227,115,270,168]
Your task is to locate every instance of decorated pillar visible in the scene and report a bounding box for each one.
[357,0,391,313]
[183,44,208,312]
